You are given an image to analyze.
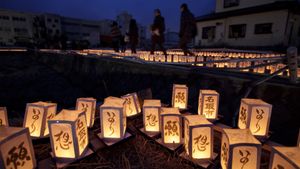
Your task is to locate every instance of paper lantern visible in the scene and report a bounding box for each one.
[0,107,8,126]
[238,98,272,137]
[76,97,96,128]
[221,129,261,169]
[23,102,57,138]
[100,97,126,140]
[298,130,300,148]
[143,99,161,133]
[48,109,88,159]
[121,92,141,117]
[161,107,182,144]
[184,115,213,159]
[198,90,219,119]
[172,84,188,110]
[269,146,300,169]
[0,126,36,169]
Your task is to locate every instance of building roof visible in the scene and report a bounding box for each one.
[196,1,300,22]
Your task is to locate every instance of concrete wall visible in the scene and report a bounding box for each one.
[196,10,290,47]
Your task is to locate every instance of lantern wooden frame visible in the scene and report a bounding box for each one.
[143,99,161,133]
[76,97,96,128]
[48,109,88,160]
[238,98,272,137]
[121,92,141,117]
[269,146,300,169]
[221,129,261,169]
[160,107,182,144]
[99,97,126,141]
[23,102,57,138]
[298,129,300,148]
[184,115,214,160]
[0,107,8,126]
[172,84,188,110]
[198,90,220,119]
[0,126,36,169]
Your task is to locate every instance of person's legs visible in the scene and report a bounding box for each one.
[150,41,156,55]
[180,38,194,56]
[131,43,137,54]
[158,42,167,55]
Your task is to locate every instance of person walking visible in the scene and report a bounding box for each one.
[111,21,122,52]
[150,9,167,56]
[179,3,197,56]
[128,19,139,54]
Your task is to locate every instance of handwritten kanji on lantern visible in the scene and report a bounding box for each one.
[121,92,141,117]
[143,100,161,133]
[161,107,182,144]
[198,90,219,119]
[76,98,96,128]
[172,84,188,110]
[0,126,36,169]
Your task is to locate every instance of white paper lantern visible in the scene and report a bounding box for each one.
[0,107,8,126]
[143,99,161,133]
[76,97,96,128]
[161,107,182,144]
[121,92,141,117]
[198,90,219,119]
[172,84,188,110]
[269,146,300,169]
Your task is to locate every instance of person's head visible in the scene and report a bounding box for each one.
[180,3,188,12]
[154,9,161,16]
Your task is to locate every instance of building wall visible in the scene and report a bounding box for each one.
[196,10,291,47]
[43,14,61,37]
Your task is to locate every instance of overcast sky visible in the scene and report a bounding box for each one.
[0,0,215,32]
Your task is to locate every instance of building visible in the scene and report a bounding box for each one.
[0,9,34,46]
[165,31,180,49]
[195,0,300,49]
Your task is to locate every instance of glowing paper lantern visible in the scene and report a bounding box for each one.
[298,130,300,148]
[0,107,8,126]
[48,109,88,159]
[23,102,57,138]
[172,84,188,110]
[198,90,219,119]
[269,146,300,169]
[184,115,213,159]
[221,129,261,169]
[238,98,272,137]
[161,107,182,144]
[100,97,126,140]
[76,97,96,128]
[0,126,36,169]
[121,92,141,117]
[143,99,161,133]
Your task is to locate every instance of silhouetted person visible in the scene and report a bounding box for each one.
[111,21,122,52]
[150,9,167,56]
[179,3,197,56]
[128,19,139,54]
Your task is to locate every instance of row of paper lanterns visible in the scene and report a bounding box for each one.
[0,84,299,169]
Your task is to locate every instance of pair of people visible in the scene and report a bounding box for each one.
[151,3,197,56]
[111,19,139,54]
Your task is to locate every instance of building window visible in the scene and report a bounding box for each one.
[14,28,28,33]
[255,23,273,34]
[54,19,59,23]
[224,0,239,8]
[229,24,246,38]
[12,17,26,22]
[202,26,216,39]
[0,15,9,20]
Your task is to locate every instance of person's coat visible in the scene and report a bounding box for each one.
[179,10,197,43]
[129,25,139,45]
[151,15,165,43]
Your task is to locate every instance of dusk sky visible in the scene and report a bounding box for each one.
[0,0,215,32]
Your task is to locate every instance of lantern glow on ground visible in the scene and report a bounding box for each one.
[23,102,57,138]
[121,92,141,117]
[161,107,182,144]
[184,115,213,160]
[221,129,261,169]
[269,147,300,169]
[100,97,126,140]
[198,90,220,119]
[172,84,188,110]
[0,107,8,126]
[48,109,88,159]
[0,126,36,169]
[238,98,272,137]
[76,97,96,128]
[143,99,161,133]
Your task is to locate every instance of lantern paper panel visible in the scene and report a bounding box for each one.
[143,99,161,133]
[0,107,8,126]
[0,126,36,169]
[238,98,272,137]
[269,147,300,169]
[23,102,57,138]
[221,129,261,169]
[121,92,141,117]
[76,97,96,128]
[172,84,188,110]
[48,109,88,159]
[198,90,219,119]
[184,115,213,159]
[100,97,126,140]
[161,108,182,144]
[298,130,300,148]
